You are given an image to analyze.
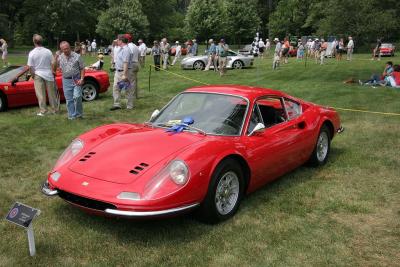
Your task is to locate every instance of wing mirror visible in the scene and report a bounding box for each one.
[11,78,18,86]
[249,123,265,136]
[150,109,160,121]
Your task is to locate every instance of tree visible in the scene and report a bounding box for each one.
[184,0,228,42]
[96,0,149,41]
[225,0,261,45]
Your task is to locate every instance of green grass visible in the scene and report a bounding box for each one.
[0,51,399,266]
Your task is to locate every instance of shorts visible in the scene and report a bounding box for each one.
[259,47,264,53]
[282,48,289,56]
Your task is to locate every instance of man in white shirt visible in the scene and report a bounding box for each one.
[138,39,147,68]
[171,41,182,66]
[91,39,97,56]
[347,36,354,61]
[127,34,140,99]
[27,34,58,116]
[258,38,265,58]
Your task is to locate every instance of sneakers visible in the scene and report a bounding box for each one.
[110,106,121,111]
[36,112,46,116]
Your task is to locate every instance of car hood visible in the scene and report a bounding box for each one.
[68,126,204,184]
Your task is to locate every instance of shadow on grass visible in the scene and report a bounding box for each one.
[50,146,344,245]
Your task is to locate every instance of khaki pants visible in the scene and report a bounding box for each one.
[218,57,227,76]
[34,75,58,113]
[113,69,135,109]
[130,63,139,100]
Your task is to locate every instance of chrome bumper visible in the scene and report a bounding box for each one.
[337,126,345,134]
[104,203,200,217]
[41,181,59,196]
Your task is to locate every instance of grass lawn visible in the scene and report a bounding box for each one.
[0,51,399,266]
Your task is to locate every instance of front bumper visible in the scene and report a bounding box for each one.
[41,180,200,218]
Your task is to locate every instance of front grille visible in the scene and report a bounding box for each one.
[58,190,116,211]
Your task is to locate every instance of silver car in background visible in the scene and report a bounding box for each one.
[181,50,254,70]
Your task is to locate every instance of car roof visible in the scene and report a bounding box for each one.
[184,85,289,101]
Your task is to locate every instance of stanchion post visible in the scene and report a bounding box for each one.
[148,65,151,91]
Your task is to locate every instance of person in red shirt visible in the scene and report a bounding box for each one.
[389,64,400,87]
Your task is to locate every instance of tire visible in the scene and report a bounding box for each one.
[197,158,244,224]
[232,60,243,69]
[308,124,331,166]
[0,92,7,112]
[193,60,205,70]
[81,80,99,101]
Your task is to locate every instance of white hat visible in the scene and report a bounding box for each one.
[274,38,279,42]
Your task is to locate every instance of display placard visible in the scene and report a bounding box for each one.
[5,202,40,228]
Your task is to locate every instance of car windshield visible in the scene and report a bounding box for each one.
[381,44,392,48]
[0,66,25,83]
[151,92,248,136]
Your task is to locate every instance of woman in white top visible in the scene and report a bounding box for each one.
[0,39,8,67]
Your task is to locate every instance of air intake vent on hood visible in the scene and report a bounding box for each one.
[79,152,96,162]
[129,162,149,175]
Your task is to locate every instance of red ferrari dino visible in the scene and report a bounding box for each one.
[42,85,343,223]
[0,65,110,111]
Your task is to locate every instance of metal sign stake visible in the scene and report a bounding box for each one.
[27,224,36,256]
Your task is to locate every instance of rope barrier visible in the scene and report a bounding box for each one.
[145,62,400,117]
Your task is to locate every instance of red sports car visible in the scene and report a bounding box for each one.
[42,85,343,223]
[379,43,395,57]
[0,65,110,111]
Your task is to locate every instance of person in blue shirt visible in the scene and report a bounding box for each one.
[205,39,217,71]
[359,61,393,86]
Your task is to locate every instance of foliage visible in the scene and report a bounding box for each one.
[184,0,228,42]
[96,0,149,41]
[225,0,261,44]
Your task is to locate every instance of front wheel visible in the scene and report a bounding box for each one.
[0,92,7,112]
[308,125,331,166]
[81,80,99,101]
[197,159,244,224]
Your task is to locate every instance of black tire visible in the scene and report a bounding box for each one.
[193,60,205,70]
[232,60,244,69]
[308,124,331,166]
[197,158,244,224]
[0,92,7,112]
[81,80,99,101]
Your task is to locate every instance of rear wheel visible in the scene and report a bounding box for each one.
[0,92,7,112]
[308,125,331,166]
[81,80,99,101]
[197,159,244,224]
[232,60,243,69]
[193,60,205,70]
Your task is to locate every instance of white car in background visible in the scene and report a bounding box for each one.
[181,50,254,70]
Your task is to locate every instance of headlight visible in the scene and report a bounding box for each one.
[142,160,190,200]
[54,139,84,169]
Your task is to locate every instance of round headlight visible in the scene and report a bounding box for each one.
[71,139,84,156]
[169,160,189,185]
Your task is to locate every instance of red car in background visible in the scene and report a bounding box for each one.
[42,85,343,223]
[379,43,395,57]
[0,65,110,111]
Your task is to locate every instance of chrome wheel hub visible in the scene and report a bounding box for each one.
[215,171,239,215]
[82,85,96,101]
[316,132,329,162]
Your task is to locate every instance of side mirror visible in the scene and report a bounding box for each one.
[11,78,18,86]
[150,109,160,121]
[249,123,265,136]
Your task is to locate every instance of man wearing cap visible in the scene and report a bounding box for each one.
[204,39,217,71]
[127,34,140,99]
[87,54,104,70]
[160,38,170,70]
[216,39,229,76]
[110,35,134,110]
[138,39,147,68]
[171,41,182,66]
[54,41,85,119]
[273,38,281,70]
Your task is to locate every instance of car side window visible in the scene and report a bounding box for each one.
[283,98,302,120]
[255,97,286,128]
[247,104,263,134]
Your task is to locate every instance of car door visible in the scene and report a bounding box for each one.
[7,69,37,107]
[243,96,310,188]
